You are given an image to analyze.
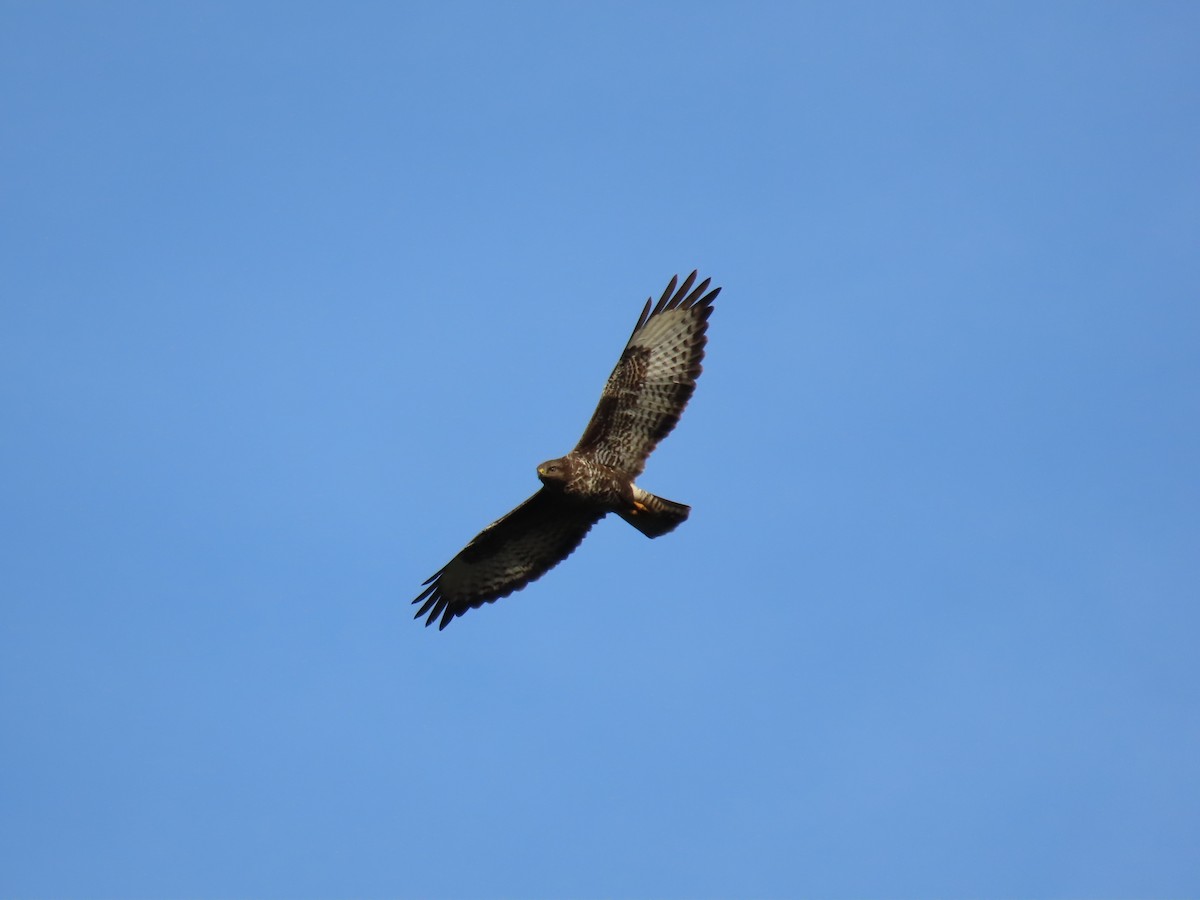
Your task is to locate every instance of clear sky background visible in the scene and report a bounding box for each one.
[2,2,1198,897]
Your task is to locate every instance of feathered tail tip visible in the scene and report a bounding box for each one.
[618,490,690,538]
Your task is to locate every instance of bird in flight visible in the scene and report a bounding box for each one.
[413,271,720,629]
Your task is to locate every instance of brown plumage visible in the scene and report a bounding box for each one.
[413,271,719,629]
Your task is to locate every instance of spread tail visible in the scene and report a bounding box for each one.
[619,488,690,538]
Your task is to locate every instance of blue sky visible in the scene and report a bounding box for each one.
[2,2,1198,897]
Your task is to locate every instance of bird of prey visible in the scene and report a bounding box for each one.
[413,271,719,629]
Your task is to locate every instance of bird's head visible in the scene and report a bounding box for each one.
[536,457,570,485]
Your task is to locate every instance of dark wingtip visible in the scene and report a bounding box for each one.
[697,285,720,315]
[681,277,712,309]
[650,274,678,318]
[669,271,698,311]
[630,297,653,340]
[413,576,450,629]
[627,272,720,342]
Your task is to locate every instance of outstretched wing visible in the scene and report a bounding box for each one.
[413,489,604,629]
[574,271,719,477]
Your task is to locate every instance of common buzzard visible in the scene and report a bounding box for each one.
[413,271,719,629]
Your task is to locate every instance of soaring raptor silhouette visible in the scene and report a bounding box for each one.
[413,271,719,629]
